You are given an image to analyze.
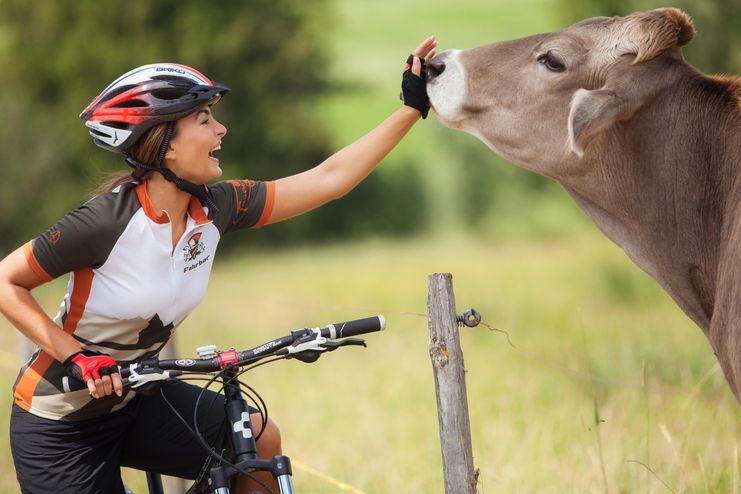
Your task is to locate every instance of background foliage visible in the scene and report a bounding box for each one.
[0,0,338,251]
[0,0,739,254]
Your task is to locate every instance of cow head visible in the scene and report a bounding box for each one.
[426,8,695,177]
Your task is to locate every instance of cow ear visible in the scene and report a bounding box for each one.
[568,54,673,157]
[568,88,627,157]
[621,8,695,63]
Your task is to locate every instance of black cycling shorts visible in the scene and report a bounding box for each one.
[10,380,260,494]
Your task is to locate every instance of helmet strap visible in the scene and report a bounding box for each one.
[157,122,176,165]
[125,122,219,213]
[125,157,219,213]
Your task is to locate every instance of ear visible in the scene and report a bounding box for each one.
[568,89,620,157]
[620,8,695,63]
[567,55,675,156]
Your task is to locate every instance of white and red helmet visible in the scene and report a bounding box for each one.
[80,63,230,154]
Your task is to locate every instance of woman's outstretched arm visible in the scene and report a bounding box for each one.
[266,36,437,225]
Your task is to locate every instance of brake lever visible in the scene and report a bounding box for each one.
[290,338,367,363]
[291,350,322,363]
[321,338,367,351]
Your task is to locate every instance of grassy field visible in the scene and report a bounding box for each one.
[0,233,738,493]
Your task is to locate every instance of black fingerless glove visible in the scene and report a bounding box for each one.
[400,54,430,119]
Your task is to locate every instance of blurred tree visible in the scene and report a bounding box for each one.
[552,0,740,74]
[0,0,408,254]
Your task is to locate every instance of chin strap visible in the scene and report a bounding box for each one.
[125,122,219,212]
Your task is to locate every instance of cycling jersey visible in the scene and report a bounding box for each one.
[13,179,275,421]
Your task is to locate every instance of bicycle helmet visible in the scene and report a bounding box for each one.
[80,63,230,154]
[81,63,230,210]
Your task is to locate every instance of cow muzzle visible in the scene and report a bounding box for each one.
[426,59,446,81]
[426,49,467,126]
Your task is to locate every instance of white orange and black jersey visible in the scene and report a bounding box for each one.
[14,180,275,421]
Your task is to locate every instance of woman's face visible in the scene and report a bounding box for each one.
[167,104,227,184]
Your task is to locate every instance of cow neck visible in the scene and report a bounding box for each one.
[559,111,723,332]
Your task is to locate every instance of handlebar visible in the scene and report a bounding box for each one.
[119,315,385,383]
[320,315,385,339]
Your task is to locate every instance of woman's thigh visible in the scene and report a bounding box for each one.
[119,380,259,480]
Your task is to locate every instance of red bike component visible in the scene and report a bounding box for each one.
[217,349,239,369]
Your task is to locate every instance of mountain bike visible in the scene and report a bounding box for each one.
[119,315,386,494]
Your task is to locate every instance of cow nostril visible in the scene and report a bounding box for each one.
[426,61,446,81]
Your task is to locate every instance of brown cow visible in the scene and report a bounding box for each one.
[426,8,741,401]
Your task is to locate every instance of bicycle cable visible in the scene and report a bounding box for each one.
[153,348,333,491]
[194,366,276,493]
[201,373,269,441]
[188,356,290,493]
[157,373,273,493]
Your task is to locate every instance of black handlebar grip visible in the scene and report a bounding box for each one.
[322,315,386,339]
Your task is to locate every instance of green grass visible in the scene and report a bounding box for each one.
[1,233,738,493]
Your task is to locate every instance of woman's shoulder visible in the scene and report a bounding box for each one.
[207,179,272,233]
[84,181,140,213]
[65,181,143,235]
[30,182,145,277]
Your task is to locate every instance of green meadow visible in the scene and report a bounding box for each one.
[1,233,738,493]
[0,1,738,493]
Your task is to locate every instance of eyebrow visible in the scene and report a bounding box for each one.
[194,108,211,120]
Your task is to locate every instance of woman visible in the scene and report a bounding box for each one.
[0,37,437,494]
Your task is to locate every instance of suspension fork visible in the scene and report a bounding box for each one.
[209,368,294,493]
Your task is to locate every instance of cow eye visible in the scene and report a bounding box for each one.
[537,52,566,73]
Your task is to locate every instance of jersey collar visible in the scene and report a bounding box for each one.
[135,182,210,225]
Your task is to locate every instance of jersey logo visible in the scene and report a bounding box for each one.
[227,179,256,223]
[49,228,62,244]
[183,232,206,262]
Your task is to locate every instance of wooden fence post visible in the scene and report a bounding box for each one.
[427,273,477,494]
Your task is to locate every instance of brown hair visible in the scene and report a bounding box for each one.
[92,122,177,195]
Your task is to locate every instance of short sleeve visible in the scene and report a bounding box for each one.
[26,186,139,281]
[209,180,276,235]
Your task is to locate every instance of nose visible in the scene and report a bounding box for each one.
[426,50,453,82]
[426,60,446,81]
[215,118,227,137]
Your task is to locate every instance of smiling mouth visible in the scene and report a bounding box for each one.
[209,145,221,163]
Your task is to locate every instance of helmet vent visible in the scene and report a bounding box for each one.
[104,121,132,130]
[97,84,137,106]
[150,87,190,100]
[89,128,112,138]
[112,99,147,108]
[151,74,186,81]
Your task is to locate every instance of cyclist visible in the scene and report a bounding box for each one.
[0,37,437,494]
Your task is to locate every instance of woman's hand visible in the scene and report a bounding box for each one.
[63,350,123,399]
[265,36,439,225]
[411,36,437,73]
[401,36,438,118]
